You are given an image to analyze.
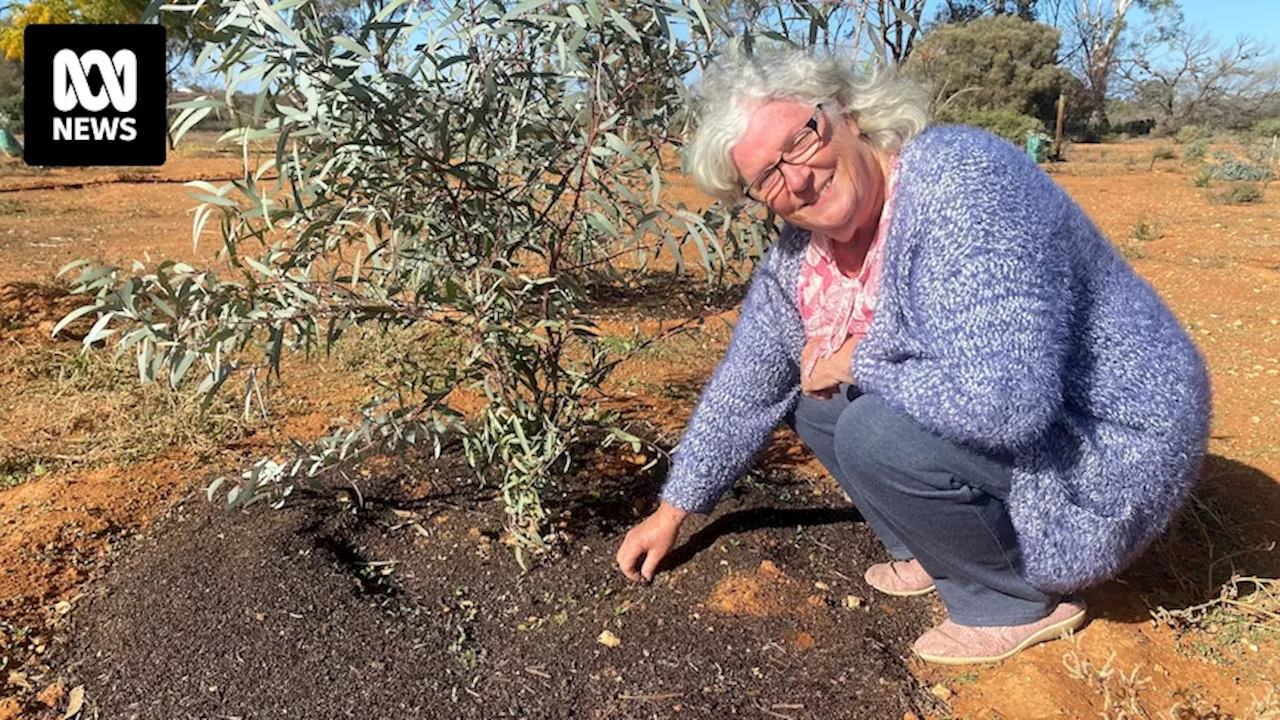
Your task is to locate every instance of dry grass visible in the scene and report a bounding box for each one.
[0,337,306,484]
[1062,631,1155,719]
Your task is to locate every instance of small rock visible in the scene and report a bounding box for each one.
[930,684,953,702]
[759,560,780,576]
[53,601,71,616]
[36,682,67,708]
[795,631,816,650]
[598,630,621,648]
[806,594,827,608]
[814,581,831,591]
[843,595,863,609]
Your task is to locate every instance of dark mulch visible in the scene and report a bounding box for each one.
[45,452,939,719]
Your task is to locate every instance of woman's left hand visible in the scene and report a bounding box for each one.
[801,335,858,399]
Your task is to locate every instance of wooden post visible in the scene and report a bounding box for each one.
[1054,92,1066,161]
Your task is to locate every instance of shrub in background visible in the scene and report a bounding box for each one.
[1174,125,1206,144]
[1212,160,1275,183]
[935,107,1045,146]
[1209,184,1265,205]
[1252,119,1280,139]
[1183,139,1210,163]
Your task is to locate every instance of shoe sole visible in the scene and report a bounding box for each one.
[913,605,1088,666]
[871,583,936,598]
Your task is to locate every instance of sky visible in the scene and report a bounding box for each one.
[1175,0,1280,45]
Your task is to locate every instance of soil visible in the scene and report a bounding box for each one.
[1,137,1278,718]
[45,455,936,719]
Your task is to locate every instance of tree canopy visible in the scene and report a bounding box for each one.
[907,14,1084,129]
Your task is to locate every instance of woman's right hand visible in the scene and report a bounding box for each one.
[616,501,688,582]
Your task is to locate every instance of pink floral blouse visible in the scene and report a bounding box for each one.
[797,159,899,379]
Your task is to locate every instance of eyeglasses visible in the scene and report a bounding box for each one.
[744,105,825,204]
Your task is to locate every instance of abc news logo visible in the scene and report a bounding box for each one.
[24,25,166,166]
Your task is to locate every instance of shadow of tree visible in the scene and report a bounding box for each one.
[577,269,748,321]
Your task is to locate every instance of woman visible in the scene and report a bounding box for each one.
[615,45,1212,665]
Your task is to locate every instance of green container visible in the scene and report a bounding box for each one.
[1025,134,1048,163]
[0,127,20,158]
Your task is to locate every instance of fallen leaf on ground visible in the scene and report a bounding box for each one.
[64,685,84,718]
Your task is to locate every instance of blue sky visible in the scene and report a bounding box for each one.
[1176,0,1280,44]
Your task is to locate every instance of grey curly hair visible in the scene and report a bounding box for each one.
[686,43,931,204]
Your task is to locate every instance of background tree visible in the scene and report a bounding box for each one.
[1054,0,1177,133]
[933,0,1037,25]
[1119,19,1278,132]
[0,27,20,133]
[1,0,208,89]
[908,13,1082,130]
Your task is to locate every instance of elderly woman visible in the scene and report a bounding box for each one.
[615,46,1211,665]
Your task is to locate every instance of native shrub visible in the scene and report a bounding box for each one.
[935,107,1044,146]
[55,0,772,561]
[1183,139,1209,163]
[1252,119,1280,139]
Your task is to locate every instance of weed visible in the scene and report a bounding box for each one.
[1154,575,1279,659]
[1184,139,1210,163]
[1062,633,1153,719]
[1152,145,1177,161]
[1193,166,1214,188]
[1208,185,1264,206]
[1132,215,1163,242]
[0,342,283,473]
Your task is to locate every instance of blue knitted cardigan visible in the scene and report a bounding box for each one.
[659,125,1212,593]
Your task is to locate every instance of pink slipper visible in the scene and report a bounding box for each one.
[912,598,1088,665]
[864,559,935,597]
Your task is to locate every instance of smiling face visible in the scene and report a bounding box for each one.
[730,98,887,243]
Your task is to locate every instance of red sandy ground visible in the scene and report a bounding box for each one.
[0,136,1277,718]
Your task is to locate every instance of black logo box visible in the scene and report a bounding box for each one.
[23,24,167,167]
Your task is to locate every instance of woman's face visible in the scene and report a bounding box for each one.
[730,99,884,242]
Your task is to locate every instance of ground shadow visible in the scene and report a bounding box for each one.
[577,268,748,321]
[662,505,863,573]
[1090,453,1280,624]
[0,280,78,330]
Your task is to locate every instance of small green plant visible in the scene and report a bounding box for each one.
[1117,243,1147,261]
[1184,139,1210,163]
[1175,125,1205,144]
[1131,215,1162,242]
[1213,160,1274,182]
[1209,184,1265,205]
[1193,166,1214,188]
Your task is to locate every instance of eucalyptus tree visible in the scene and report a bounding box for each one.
[56,0,779,563]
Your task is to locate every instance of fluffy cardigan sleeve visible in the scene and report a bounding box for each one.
[852,130,1073,452]
[658,243,803,514]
